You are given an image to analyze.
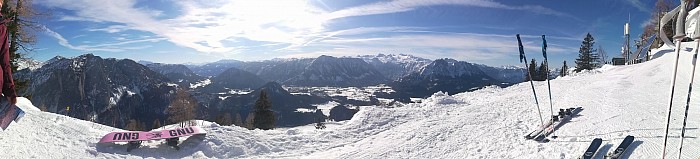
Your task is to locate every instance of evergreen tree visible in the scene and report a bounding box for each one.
[538,61,548,81]
[233,113,243,127]
[575,33,597,72]
[253,90,275,130]
[223,113,232,126]
[38,104,46,111]
[525,58,538,81]
[590,48,601,68]
[152,119,162,130]
[245,113,255,130]
[561,61,569,77]
[215,113,233,126]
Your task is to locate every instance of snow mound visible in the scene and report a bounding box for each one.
[421,91,466,106]
[16,97,40,111]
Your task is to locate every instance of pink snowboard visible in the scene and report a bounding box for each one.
[99,126,206,143]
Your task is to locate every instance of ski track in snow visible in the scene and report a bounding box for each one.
[4,43,700,158]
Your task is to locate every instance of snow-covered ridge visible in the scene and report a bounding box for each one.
[16,58,44,71]
[355,53,432,64]
[419,58,481,77]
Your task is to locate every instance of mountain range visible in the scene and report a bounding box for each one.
[15,54,176,128]
[16,53,528,129]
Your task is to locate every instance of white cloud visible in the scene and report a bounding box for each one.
[38,0,329,54]
[37,0,572,58]
[324,0,572,20]
[640,18,654,28]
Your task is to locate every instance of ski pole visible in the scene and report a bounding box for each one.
[663,1,687,158]
[677,39,698,159]
[542,35,556,138]
[677,8,700,158]
[517,34,545,127]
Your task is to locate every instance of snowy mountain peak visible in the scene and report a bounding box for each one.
[213,59,244,64]
[474,64,526,84]
[16,58,44,71]
[419,58,480,77]
[357,53,432,64]
[46,55,66,64]
[284,55,387,87]
[357,54,432,80]
[137,60,155,65]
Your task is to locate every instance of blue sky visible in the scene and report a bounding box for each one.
[31,0,664,68]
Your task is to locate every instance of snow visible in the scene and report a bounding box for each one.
[313,101,340,116]
[16,58,44,71]
[190,79,212,89]
[294,108,316,113]
[6,42,700,158]
[421,91,467,105]
[285,85,395,102]
[219,89,252,95]
[356,53,432,64]
[166,83,178,87]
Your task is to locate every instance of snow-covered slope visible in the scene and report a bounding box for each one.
[5,43,700,158]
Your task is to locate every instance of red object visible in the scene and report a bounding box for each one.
[0,13,16,100]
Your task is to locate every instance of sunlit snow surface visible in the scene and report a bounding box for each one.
[189,79,211,89]
[4,43,700,158]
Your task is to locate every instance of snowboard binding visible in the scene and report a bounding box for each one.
[166,137,180,150]
[126,141,141,152]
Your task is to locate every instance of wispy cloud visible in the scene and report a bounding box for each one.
[640,18,653,28]
[325,0,573,20]
[624,0,649,12]
[41,25,160,52]
[88,25,131,33]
